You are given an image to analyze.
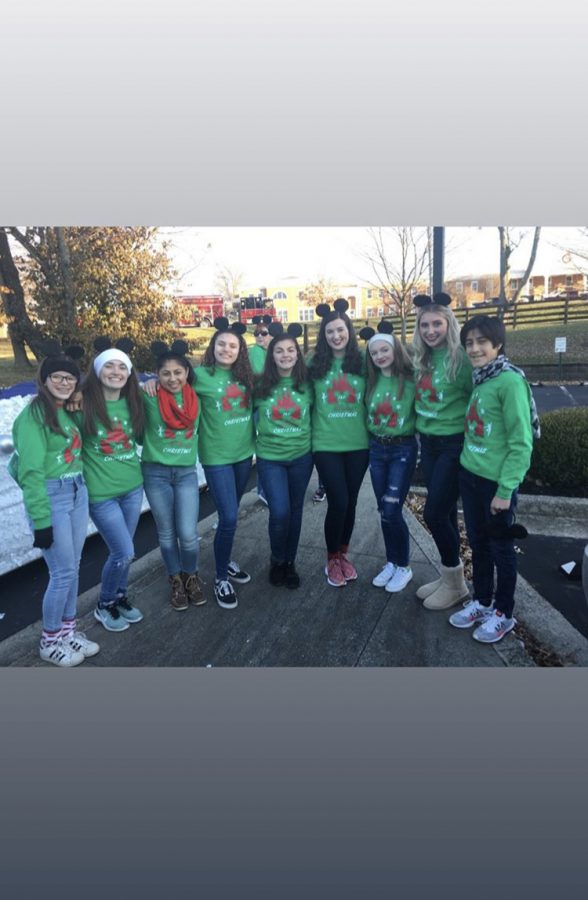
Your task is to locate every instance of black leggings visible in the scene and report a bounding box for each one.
[313,449,370,554]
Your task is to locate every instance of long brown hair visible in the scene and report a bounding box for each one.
[81,362,145,438]
[30,371,80,436]
[201,331,255,393]
[308,311,364,380]
[255,335,309,399]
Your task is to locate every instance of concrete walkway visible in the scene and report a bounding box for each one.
[2,480,588,667]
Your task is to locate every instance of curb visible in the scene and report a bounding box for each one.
[405,505,588,667]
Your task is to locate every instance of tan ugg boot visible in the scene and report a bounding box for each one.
[416,574,443,600]
[423,562,469,610]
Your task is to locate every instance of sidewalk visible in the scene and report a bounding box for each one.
[2,480,588,667]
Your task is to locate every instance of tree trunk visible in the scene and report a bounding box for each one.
[511,227,542,304]
[498,226,511,303]
[55,227,76,326]
[0,229,47,361]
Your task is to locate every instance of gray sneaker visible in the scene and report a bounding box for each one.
[449,600,494,629]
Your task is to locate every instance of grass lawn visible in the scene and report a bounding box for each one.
[1,318,586,389]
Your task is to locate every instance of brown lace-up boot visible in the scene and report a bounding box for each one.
[182,572,206,606]
[169,574,189,611]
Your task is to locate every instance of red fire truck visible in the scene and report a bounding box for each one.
[177,293,279,327]
[233,294,279,324]
[176,295,225,327]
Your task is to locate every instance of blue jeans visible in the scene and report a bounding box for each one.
[418,432,464,567]
[89,485,144,606]
[459,467,519,617]
[142,462,200,576]
[203,457,252,580]
[368,437,417,568]
[32,475,89,632]
[256,452,313,563]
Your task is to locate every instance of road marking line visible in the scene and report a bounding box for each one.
[559,385,578,406]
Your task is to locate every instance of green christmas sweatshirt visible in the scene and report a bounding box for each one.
[253,377,312,460]
[76,398,143,502]
[141,389,199,466]
[415,347,473,436]
[192,366,255,465]
[366,373,416,438]
[248,343,267,376]
[460,370,534,499]
[310,357,369,452]
[9,403,83,528]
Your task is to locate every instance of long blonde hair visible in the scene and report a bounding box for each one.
[412,304,464,382]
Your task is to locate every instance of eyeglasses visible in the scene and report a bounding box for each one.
[256,331,269,337]
[48,374,77,385]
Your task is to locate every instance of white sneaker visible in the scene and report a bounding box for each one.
[372,562,396,587]
[472,610,516,643]
[64,630,101,658]
[449,600,494,629]
[39,638,85,667]
[384,566,413,593]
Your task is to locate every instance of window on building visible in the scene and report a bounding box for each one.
[565,276,573,287]
[377,306,385,318]
[298,308,315,322]
[273,291,287,300]
[366,307,374,318]
[456,282,463,294]
[367,289,372,299]
[471,281,478,292]
[277,309,288,323]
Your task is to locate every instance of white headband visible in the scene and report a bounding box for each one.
[93,348,133,376]
[368,333,395,350]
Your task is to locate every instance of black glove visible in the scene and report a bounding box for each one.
[33,526,54,549]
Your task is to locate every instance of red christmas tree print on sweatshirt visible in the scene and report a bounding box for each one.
[222,382,249,412]
[327,374,356,405]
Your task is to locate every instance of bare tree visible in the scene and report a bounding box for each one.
[214,263,245,303]
[360,227,430,342]
[552,227,588,272]
[498,226,541,304]
[0,229,47,366]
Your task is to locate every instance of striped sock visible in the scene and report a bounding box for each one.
[40,628,61,648]
[61,617,76,636]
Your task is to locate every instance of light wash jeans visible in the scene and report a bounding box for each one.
[32,474,89,632]
[89,485,144,606]
[142,462,200,576]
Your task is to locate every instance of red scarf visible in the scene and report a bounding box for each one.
[157,384,198,430]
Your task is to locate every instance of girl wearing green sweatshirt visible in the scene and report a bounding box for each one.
[193,318,255,610]
[309,299,369,588]
[80,339,145,633]
[412,293,473,610]
[449,315,536,643]
[9,345,99,666]
[141,340,203,611]
[360,322,418,594]
[253,323,313,589]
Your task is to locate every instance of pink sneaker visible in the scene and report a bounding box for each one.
[325,557,346,587]
[338,553,358,582]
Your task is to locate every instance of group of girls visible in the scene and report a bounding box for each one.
[10,290,533,666]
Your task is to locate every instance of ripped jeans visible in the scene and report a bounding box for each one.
[89,485,144,607]
[368,436,418,568]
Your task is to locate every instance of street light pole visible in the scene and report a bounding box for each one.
[432,226,445,294]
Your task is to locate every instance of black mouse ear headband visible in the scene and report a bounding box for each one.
[213,317,247,336]
[486,519,528,541]
[93,336,136,354]
[38,339,84,381]
[315,297,350,318]
[359,319,395,342]
[413,292,452,309]
[39,338,85,361]
[150,339,190,360]
[268,322,303,339]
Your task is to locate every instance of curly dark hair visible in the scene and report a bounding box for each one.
[255,335,310,399]
[308,311,364,380]
[201,331,255,393]
[81,361,145,440]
